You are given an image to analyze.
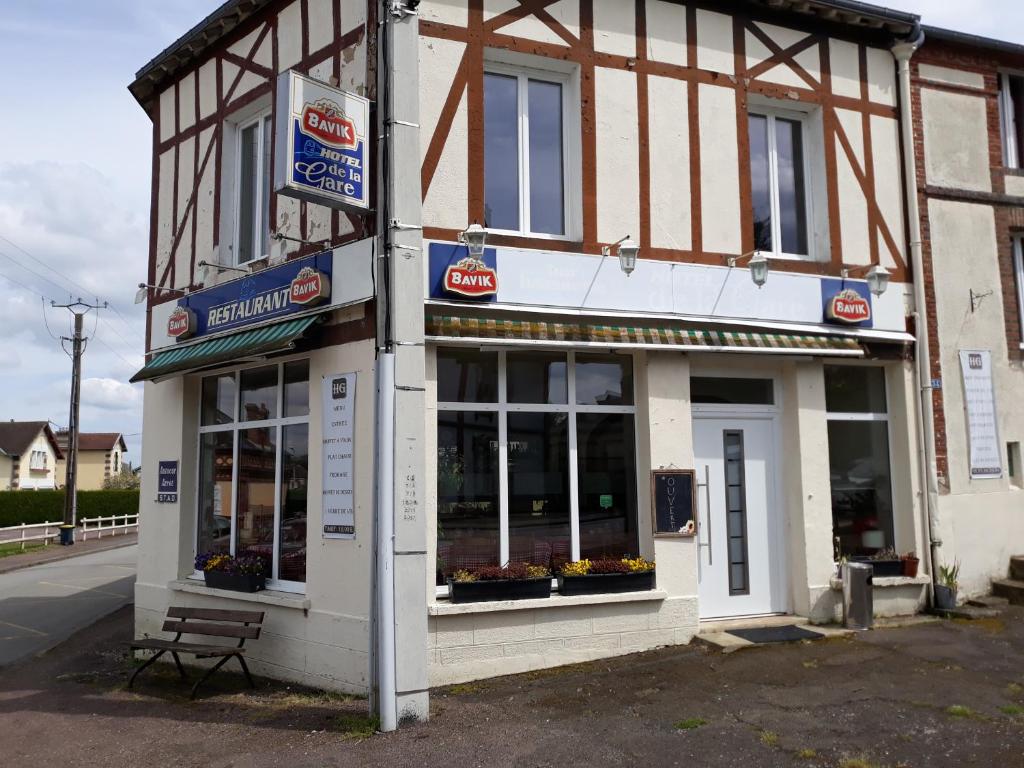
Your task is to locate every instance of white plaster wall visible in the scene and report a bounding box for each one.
[198,60,217,120]
[698,83,740,254]
[595,66,640,246]
[592,0,635,56]
[278,2,303,72]
[919,63,985,91]
[646,0,686,66]
[194,127,217,270]
[0,456,12,491]
[1005,175,1024,198]
[307,0,335,53]
[420,35,468,231]
[648,75,691,251]
[829,39,860,99]
[422,0,468,27]
[865,47,896,106]
[871,115,907,269]
[178,72,196,132]
[156,148,175,283]
[159,86,175,142]
[835,109,871,266]
[921,88,991,192]
[695,9,733,75]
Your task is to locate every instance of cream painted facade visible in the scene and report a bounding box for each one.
[17,431,60,490]
[0,454,13,491]
[55,439,125,491]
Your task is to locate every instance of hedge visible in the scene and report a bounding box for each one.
[0,490,140,528]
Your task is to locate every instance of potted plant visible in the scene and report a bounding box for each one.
[854,547,903,578]
[196,551,268,593]
[447,563,551,603]
[901,551,920,578]
[935,561,960,609]
[557,557,656,596]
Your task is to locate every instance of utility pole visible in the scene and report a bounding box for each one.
[52,299,105,545]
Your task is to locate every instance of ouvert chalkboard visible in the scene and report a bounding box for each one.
[651,469,697,537]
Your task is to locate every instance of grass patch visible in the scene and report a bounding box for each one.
[953,617,1006,634]
[444,682,483,696]
[1000,704,1024,717]
[0,541,46,558]
[796,748,818,759]
[759,729,779,747]
[674,717,707,730]
[802,660,819,669]
[1006,682,1024,697]
[946,705,977,719]
[839,758,882,768]
[333,712,379,740]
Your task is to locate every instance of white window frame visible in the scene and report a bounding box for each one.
[435,348,639,597]
[483,62,577,241]
[194,358,309,593]
[1013,236,1024,348]
[1000,72,1024,169]
[232,108,273,266]
[748,106,815,262]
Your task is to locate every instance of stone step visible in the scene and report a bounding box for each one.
[991,578,1024,606]
[968,595,1010,608]
[934,604,1001,620]
[1010,555,1024,581]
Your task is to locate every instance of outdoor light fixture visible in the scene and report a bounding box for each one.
[727,251,770,288]
[197,259,249,285]
[459,222,488,259]
[602,235,640,276]
[134,283,186,304]
[842,263,892,297]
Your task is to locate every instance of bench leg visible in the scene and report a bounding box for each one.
[189,655,231,700]
[170,652,188,680]
[236,655,256,689]
[128,649,165,690]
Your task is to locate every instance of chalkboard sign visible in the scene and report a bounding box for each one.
[651,470,697,537]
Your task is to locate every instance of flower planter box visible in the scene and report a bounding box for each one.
[852,557,904,578]
[203,570,266,593]
[447,577,552,604]
[557,570,656,596]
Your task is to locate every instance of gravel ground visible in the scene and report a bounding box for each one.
[2,605,1024,767]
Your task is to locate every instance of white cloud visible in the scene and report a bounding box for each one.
[82,377,143,412]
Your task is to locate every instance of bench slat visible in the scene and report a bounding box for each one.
[130,639,245,656]
[166,606,264,624]
[162,620,261,639]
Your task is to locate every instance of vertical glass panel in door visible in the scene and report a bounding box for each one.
[239,365,279,421]
[238,122,258,264]
[827,420,894,555]
[528,79,564,235]
[775,118,808,255]
[748,114,772,252]
[437,411,500,584]
[507,351,567,404]
[723,431,749,596]
[235,426,277,575]
[507,413,570,572]
[577,413,638,561]
[484,73,520,231]
[279,424,308,583]
[197,432,234,556]
[824,366,887,413]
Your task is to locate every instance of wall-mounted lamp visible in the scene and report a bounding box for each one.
[197,259,249,285]
[270,231,332,252]
[134,283,186,305]
[602,235,640,276]
[841,263,891,297]
[459,222,488,259]
[727,251,769,288]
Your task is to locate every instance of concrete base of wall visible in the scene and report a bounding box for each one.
[428,592,698,687]
[825,574,930,621]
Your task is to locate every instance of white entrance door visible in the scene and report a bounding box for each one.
[694,416,786,619]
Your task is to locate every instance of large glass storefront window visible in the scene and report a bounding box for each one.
[197,360,310,588]
[825,366,894,556]
[435,349,639,585]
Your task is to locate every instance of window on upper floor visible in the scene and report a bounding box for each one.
[748,108,812,260]
[999,73,1024,169]
[232,109,273,265]
[483,64,574,239]
[1012,235,1024,345]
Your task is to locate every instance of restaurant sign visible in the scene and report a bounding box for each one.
[820,279,873,328]
[322,373,357,539]
[275,70,370,212]
[166,252,332,341]
[428,242,498,301]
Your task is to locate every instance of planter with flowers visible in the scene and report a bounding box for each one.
[196,552,268,593]
[557,557,656,596]
[447,563,552,603]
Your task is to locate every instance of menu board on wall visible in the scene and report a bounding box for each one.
[652,470,697,537]
[322,373,357,538]
[959,350,1002,479]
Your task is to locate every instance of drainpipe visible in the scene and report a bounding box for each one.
[892,27,942,603]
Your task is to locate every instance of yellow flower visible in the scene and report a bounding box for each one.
[623,557,655,573]
[561,559,592,576]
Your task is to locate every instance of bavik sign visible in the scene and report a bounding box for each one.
[428,242,499,301]
[167,252,332,341]
[275,70,371,213]
[820,279,873,328]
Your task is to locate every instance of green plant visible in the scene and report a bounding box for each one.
[1000,704,1024,717]
[450,563,550,582]
[333,712,379,740]
[0,489,139,527]
[797,748,818,759]
[674,717,707,730]
[946,704,975,719]
[939,561,961,589]
[759,729,779,747]
[560,557,655,576]
[869,547,899,561]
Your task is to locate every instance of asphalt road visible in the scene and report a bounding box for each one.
[0,544,136,666]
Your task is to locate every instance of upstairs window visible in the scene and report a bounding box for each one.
[484,65,570,238]
[748,109,811,259]
[999,73,1024,169]
[235,111,273,265]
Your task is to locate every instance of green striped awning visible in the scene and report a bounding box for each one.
[130,315,321,383]
[425,315,863,356]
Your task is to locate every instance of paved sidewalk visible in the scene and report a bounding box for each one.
[0,533,137,575]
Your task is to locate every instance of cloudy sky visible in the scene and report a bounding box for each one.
[0,1,1021,468]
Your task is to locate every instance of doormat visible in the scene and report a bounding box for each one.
[727,625,824,644]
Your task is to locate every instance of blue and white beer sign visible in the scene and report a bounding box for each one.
[275,71,370,212]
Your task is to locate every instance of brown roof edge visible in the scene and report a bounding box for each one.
[0,421,64,460]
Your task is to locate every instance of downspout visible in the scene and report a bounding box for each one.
[891,26,942,604]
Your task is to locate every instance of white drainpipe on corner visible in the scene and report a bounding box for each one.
[892,27,942,601]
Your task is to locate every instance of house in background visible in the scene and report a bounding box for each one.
[55,431,129,491]
[0,421,64,490]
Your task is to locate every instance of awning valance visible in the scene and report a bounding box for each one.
[130,315,321,383]
[425,315,864,356]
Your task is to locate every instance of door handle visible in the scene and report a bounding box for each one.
[697,464,712,565]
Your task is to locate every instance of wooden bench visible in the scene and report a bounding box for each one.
[128,607,265,699]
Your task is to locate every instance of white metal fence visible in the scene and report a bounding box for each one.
[0,513,139,550]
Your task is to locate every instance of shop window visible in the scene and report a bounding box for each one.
[999,73,1024,169]
[435,349,638,587]
[483,64,572,238]
[748,109,812,259]
[196,360,310,589]
[825,365,894,557]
